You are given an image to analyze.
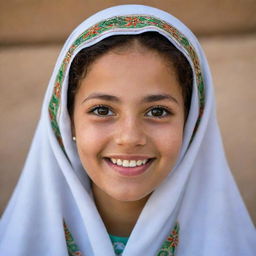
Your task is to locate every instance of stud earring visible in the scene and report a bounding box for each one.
[72,136,76,141]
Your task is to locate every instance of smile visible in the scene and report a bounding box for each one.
[103,157,155,177]
[110,158,149,168]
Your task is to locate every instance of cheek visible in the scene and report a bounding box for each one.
[149,123,184,160]
[74,122,113,159]
[75,126,105,181]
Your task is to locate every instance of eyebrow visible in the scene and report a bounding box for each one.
[82,93,178,104]
[82,93,120,104]
[143,94,178,104]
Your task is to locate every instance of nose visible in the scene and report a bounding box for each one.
[114,116,147,147]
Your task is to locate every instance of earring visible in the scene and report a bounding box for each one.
[72,136,76,141]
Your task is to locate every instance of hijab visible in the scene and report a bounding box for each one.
[0,4,255,256]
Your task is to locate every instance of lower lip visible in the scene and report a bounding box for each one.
[104,158,153,177]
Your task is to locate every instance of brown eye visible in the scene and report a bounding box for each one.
[151,108,164,116]
[90,106,114,116]
[146,107,170,118]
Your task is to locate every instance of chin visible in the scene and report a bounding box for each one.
[109,189,152,203]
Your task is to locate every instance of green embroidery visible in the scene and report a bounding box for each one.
[64,222,179,256]
[64,222,83,256]
[49,15,205,151]
[156,222,179,256]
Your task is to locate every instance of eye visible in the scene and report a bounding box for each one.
[146,106,171,118]
[89,105,114,116]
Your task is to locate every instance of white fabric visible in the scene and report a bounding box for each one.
[0,4,255,256]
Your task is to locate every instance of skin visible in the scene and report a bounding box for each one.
[72,42,185,236]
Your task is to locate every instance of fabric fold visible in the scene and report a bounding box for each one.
[0,4,255,256]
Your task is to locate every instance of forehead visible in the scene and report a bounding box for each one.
[76,48,183,104]
[86,42,176,78]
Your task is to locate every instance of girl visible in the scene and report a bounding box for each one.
[0,4,255,256]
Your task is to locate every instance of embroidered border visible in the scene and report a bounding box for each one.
[49,15,205,150]
[63,221,179,256]
[64,222,83,256]
[156,222,180,256]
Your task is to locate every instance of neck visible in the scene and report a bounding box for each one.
[92,185,150,237]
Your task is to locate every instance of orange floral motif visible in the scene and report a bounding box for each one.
[172,32,181,41]
[167,230,179,247]
[64,52,72,64]
[54,82,61,98]
[69,45,76,54]
[163,23,177,36]
[83,25,101,38]
[125,17,141,27]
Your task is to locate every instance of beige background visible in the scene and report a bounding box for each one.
[0,0,255,224]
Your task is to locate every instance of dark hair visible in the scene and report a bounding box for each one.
[68,32,193,118]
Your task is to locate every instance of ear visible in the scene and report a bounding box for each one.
[71,124,76,142]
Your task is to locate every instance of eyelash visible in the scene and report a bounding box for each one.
[87,104,172,119]
[145,105,172,119]
[88,104,115,116]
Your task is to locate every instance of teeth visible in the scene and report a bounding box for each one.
[109,158,149,167]
[130,160,136,167]
[117,159,122,166]
[123,160,129,167]
[137,160,142,166]
[111,158,117,164]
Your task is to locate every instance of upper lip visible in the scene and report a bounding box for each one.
[104,155,155,160]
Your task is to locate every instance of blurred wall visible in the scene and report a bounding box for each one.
[0,0,255,224]
[1,0,256,45]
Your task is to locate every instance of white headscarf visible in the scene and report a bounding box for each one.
[0,5,255,256]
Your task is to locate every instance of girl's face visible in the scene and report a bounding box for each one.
[73,45,185,202]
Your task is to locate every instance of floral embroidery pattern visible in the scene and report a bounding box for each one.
[156,222,180,256]
[64,222,83,256]
[64,222,179,256]
[49,15,205,151]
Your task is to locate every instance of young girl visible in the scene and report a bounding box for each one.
[0,4,255,256]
